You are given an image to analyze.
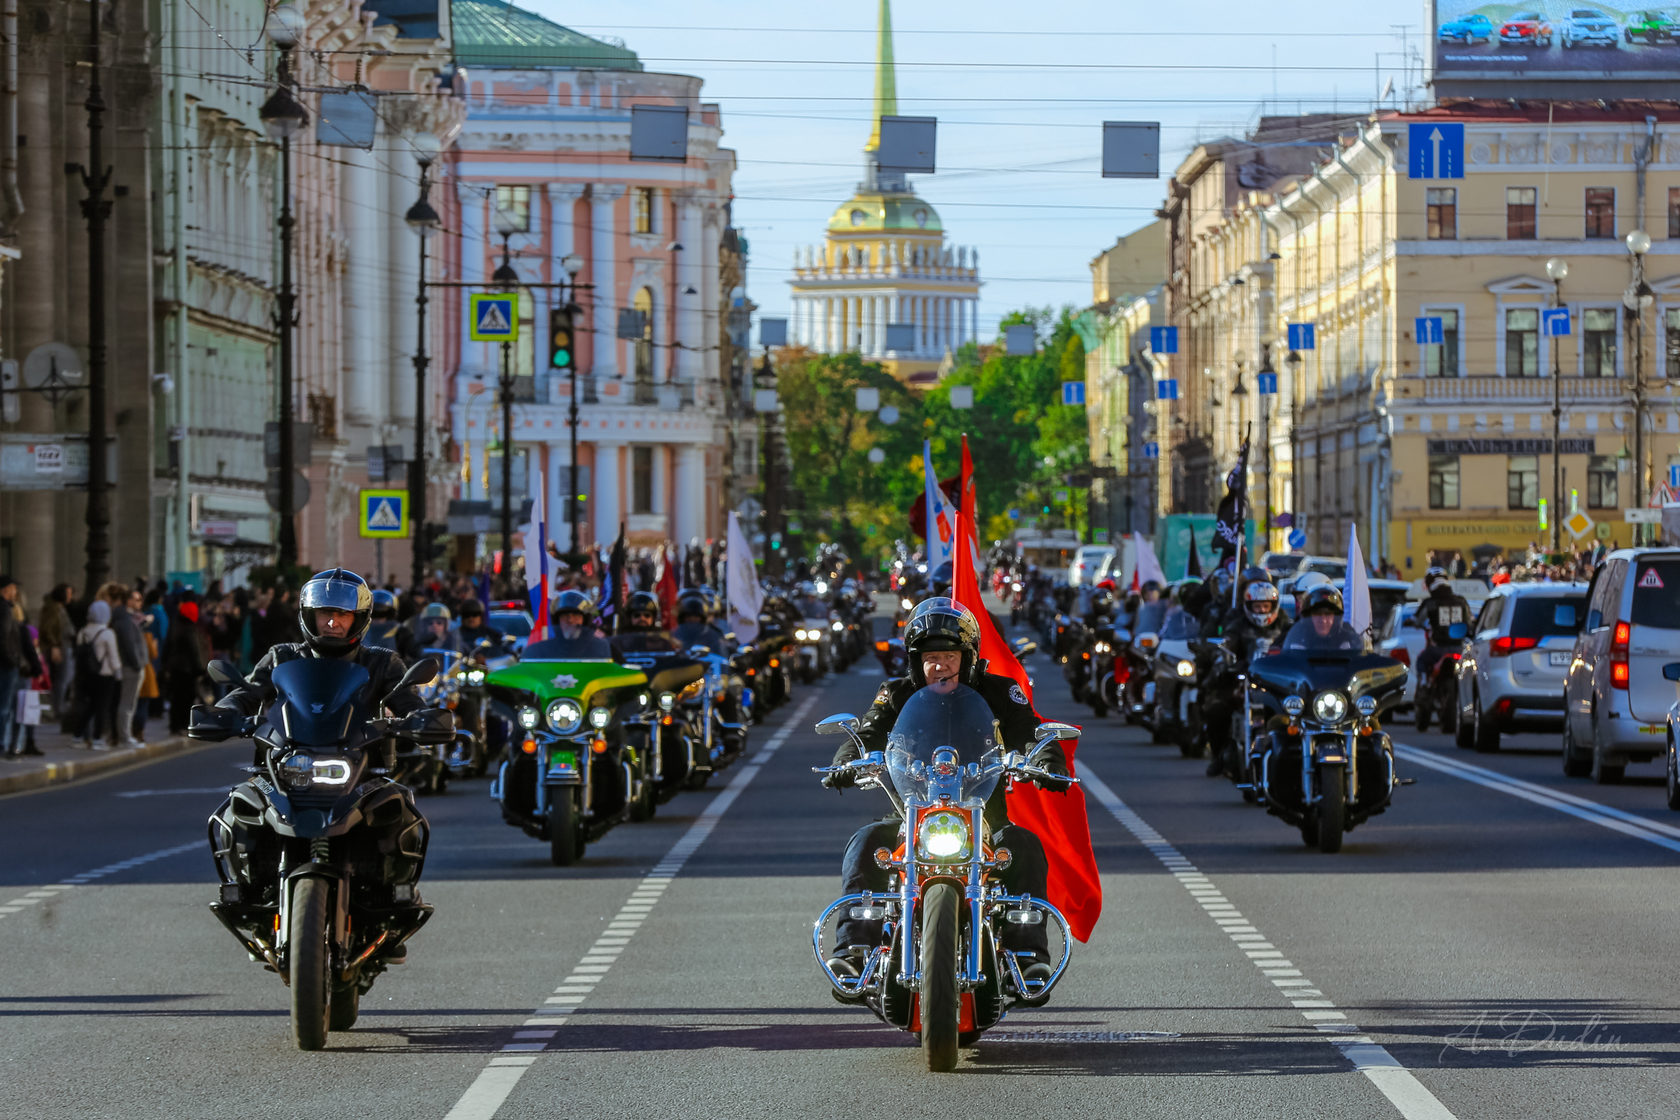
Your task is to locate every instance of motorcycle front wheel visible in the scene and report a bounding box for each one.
[289,877,332,1051]
[548,793,581,866]
[920,882,961,1073]
[1316,764,1346,854]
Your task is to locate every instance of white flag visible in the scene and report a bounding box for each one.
[1344,523,1372,635]
[1133,532,1169,588]
[726,511,764,644]
[521,485,548,592]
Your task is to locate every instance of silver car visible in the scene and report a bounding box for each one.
[1454,582,1588,752]
[1562,549,1680,783]
[1561,8,1619,46]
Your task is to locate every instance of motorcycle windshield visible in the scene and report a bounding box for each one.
[884,684,1005,807]
[271,658,372,747]
[1250,650,1407,706]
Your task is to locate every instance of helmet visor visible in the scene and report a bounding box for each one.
[300,579,364,613]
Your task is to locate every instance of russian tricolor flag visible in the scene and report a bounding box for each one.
[523,484,550,643]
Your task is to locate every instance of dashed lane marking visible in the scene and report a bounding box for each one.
[440,690,823,1120]
[1078,766,1460,1120]
[0,840,199,922]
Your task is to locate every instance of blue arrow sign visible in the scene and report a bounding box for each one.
[1286,323,1316,351]
[1061,381,1086,406]
[1156,379,1179,401]
[1149,326,1178,354]
[1257,372,1278,395]
[1287,528,1307,550]
[1407,122,1464,180]
[1543,307,1572,338]
[1415,316,1444,346]
[1670,465,1680,492]
[1008,507,1021,520]
[1143,441,1159,460]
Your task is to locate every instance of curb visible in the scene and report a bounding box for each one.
[0,735,198,796]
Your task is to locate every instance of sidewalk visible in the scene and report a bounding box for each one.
[0,722,195,796]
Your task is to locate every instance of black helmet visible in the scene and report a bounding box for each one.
[1243,580,1280,627]
[298,568,373,655]
[370,589,397,618]
[1301,584,1344,618]
[458,597,484,619]
[1424,566,1450,592]
[1238,565,1269,597]
[1088,588,1115,617]
[625,590,661,629]
[551,589,595,624]
[903,597,981,687]
[930,560,955,595]
[676,591,708,622]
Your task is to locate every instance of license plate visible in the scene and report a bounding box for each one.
[1548,651,1570,667]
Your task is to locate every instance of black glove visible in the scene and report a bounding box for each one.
[1026,748,1073,793]
[822,767,856,791]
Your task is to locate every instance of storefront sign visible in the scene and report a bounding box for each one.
[1427,438,1595,456]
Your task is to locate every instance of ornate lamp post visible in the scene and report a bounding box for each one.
[404,141,443,589]
[491,212,521,577]
[1545,256,1568,553]
[1624,230,1655,541]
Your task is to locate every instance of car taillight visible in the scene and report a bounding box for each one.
[1488,636,1540,657]
[1389,647,1410,667]
[1611,620,1631,689]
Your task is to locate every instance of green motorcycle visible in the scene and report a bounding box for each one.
[487,658,650,865]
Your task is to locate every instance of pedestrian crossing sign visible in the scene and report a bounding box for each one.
[469,293,519,342]
[359,488,409,539]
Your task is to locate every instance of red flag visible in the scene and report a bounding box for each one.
[955,439,1103,942]
[656,545,680,623]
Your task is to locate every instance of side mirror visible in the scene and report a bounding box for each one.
[384,656,441,703]
[688,645,715,659]
[186,704,243,742]
[1553,604,1579,630]
[1034,721,1081,741]
[1664,663,1680,682]
[814,713,860,736]
[206,659,242,686]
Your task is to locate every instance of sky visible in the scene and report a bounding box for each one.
[529,0,1429,336]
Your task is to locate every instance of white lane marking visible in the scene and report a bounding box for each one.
[441,690,822,1120]
[1394,744,1680,854]
[0,840,199,922]
[1079,766,1460,1120]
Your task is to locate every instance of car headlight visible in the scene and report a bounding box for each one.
[916,810,972,862]
[546,698,584,734]
[1312,691,1348,723]
[1355,696,1377,717]
[658,692,676,711]
[467,669,485,686]
[517,706,540,730]
[588,706,611,729]
[1283,696,1305,717]
[1176,659,1196,678]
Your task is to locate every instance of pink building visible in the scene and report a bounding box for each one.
[443,0,741,556]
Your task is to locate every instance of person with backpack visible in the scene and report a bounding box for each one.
[71,600,122,749]
[0,576,27,756]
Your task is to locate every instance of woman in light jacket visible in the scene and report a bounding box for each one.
[72,600,122,749]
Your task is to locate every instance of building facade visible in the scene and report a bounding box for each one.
[444,0,740,554]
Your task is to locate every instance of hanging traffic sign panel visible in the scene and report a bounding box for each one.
[1257,372,1278,395]
[359,488,409,539]
[1149,326,1178,354]
[1155,379,1179,401]
[1407,122,1463,180]
[1143,441,1159,460]
[1543,308,1572,338]
[469,294,518,343]
[1415,316,1444,346]
[1062,381,1086,406]
[1286,323,1316,351]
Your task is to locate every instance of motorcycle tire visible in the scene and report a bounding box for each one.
[920,882,961,1073]
[289,878,332,1051]
[1414,696,1431,733]
[1299,818,1320,847]
[548,794,582,866]
[329,977,360,1031]
[1090,700,1107,719]
[1317,764,1346,854]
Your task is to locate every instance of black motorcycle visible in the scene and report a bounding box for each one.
[1249,649,1410,853]
[190,656,454,1050]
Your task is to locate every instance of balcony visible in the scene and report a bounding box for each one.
[1392,375,1631,405]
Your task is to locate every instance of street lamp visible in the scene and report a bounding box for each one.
[1625,230,1655,537]
[560,252,586,556]
[1257,344,1275,542]
[404,140,443,590]
[260,2,308,571]
[1546,256,1568,553]
[492,209,521,581]
[1286,348,1303,538]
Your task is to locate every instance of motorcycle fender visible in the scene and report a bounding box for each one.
[276,868,340,952]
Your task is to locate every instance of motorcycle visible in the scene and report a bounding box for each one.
[811,687,1081,1071]
[1149,612,1204,756]
[1086,624,1119,718]
[617,648,709,801]
[875,636,909,678]
[1206,638,1279,797]
[445,637,516,779]
[487,656,651,865]
[1414,624,1468,733]
[682,646,751,782]
[796,617,834,683]
[191,656,453,1050]
[1250,647,1411,852]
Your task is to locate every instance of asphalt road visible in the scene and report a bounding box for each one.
[3,621,1679,1119]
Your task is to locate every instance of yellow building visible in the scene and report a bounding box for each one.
[786,0,980,385]
[1269,101,1680,572]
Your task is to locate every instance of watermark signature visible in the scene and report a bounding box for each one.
[1440,1010,1626,1061]
[987,1029,1180,1044]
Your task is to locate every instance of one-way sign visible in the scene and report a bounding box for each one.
[1408,122,1464,180]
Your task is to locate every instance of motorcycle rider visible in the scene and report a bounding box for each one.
[411,602,459,654]
[822,598,1073,986]
[455,598,503,653]
[523,591,613,659]
[1282,585,1369,652]
[612,591,680,656]
[365,590,405,651]
[671,591,728,654]
[1413,567,1471,693]
[1201,578,1288,776]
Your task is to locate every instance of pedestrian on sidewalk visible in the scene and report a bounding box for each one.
[0,576,28,756]
[163,597,209,733]
[134,596,160,743]
[104,584,146,748]
[71,600,122,749]
[39,584,75,733]
[10,612,47,756]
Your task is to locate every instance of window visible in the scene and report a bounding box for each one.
[1667,308,1680,378]
[631,287,654,379]
[493,185,531,232]
[1426,188,1456,240]
[1423,309,1460,377]
[1588,455,1619,509]
[1507,455,1540,510]
[1505,307,1539,377]
[632,187,655,235]
[1669,187,1680,239]
[1506,187,1537,239]
[1429,454,1460,509]
[1585,187,1615,239]
[631,446,655,514]
[1583,308,1618,377]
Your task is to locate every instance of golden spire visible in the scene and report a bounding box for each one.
[864,0,897,153]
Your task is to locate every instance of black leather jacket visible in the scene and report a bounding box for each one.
[215,641,423,719]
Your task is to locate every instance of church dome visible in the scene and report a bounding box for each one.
[827,191,942,234]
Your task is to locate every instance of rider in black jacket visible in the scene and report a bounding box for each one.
[823,599,1072,984]
[1201,578,1288,776]
[1414,568,1472,688]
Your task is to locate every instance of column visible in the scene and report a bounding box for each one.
[675,444,706,544]
[701,202,723,369]
[545,182,586,272]
[821,296,832,352]
[589,185,625,379]
[860,295,873,355]
[674,193,703,380]
[876,295,888,354]
[651,444,668,520]
[592,439,623,546]
[341,145,378,426]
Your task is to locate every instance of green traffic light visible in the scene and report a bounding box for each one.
[552,348,571,367]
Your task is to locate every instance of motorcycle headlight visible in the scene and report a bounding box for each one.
[658,691,676,711]
[517,706,540,730]
[278,752,315,790]
[546,698,584,735]
[588,706,612,729]
[901,598,914,611]
[1312,691,1348,723]
[831,621,843,632]
[1283,696,1305,717]
[311,759,352,786]
[1355,696,1377,717]
[1176,659,1196,678]
[916,810,972,862]
[467,669,486,686]
[1094,642,1110,654]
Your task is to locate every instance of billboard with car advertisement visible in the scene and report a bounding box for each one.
[1433,1,1680,82]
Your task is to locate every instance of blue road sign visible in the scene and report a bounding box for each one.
[1415,316,1444,346]
[1407,122,1464,180]
[1286,323,1316,351]
[1543,307,1572,338]
[1149,326,1178,354]
[1257,372,1278,395]
[1670,465,1680,492]
[1156,379,1179,401]
[469,293,518,342]
[1062,381,1087,406]
[1143,441,1160,460]
[1008,507,1021,520]
[1287,528,1307,550]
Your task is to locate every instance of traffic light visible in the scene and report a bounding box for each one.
[548,306,576,372]
[421,521,452,564]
